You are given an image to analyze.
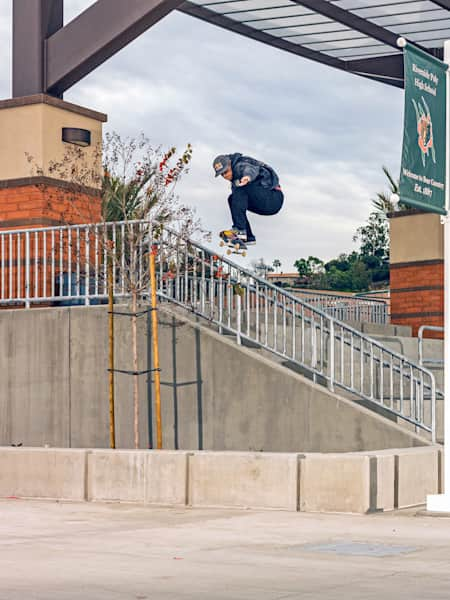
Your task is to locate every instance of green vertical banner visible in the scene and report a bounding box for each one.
[399,43,448,215]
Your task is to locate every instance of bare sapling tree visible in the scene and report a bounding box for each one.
[102,132,204,449]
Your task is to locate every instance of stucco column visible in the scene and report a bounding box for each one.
[389,210,444,336]
[0,94,107,228]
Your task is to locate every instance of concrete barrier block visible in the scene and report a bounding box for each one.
[88,450,146,503]
[300,453,371,514]
[395,447,439,508]
[365,451,395,511]
[188,452,299,510]
[0,447,86,500]
[146,451,188,505]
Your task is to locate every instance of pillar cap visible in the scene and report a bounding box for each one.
[0,94,107,122]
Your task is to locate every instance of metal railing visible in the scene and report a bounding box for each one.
[285,289,389,324]
[418,325,444,367]
[0,220,436,440]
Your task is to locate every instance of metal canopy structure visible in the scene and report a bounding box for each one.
[179,0,450,87]
[11,0,450,97]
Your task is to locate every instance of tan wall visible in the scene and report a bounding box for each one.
[0,101,104,186]
[390,212,443,264]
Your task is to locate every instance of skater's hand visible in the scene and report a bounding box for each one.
[238,176,251,186]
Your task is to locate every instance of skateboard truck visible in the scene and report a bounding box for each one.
[219,230,247,257]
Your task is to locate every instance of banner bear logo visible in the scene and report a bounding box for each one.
[412,96,436,168]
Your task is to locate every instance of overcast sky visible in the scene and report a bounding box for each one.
[0,0,404,271]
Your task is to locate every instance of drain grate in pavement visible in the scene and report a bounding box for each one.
[297,541,418,557]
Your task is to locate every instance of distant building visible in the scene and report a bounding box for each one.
[267,272,301,287]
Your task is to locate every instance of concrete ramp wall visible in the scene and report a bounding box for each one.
[0,304,429,451]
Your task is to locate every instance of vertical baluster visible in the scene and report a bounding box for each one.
[218,268,223,334]
[328,319,335,392]
[43,231,47,300]
[94,225,99,297]
[264,288,268,346]
[24,232,30,307]
[282,295,287,355]
[184,243,189,305]
[246,278,250,339]
[9,234,12,299]
[112,225,117,298]
[292,301,296,360]
[1,234,4,300]
[227,267,232,329]
[399,362,404,416]
[369,343,374,399]
[236,271,242,345]
[59,229,63,299]
[76,227,81,297]
[301,305,305,364]
[103,225,108,296]
[17,233,21,300]
[209,255,214,319]
[273,290,277,350]
[201,250,206,314]
[389,355,394,409]
[350,333,354,390]
[379,349,384,407]
[85,227,90,305]
[255,282,259,343]
[360,337,364,395]
[34,231,38,299]
[67,228,72,298]
[193,248,198,308]
[120,223,125,296]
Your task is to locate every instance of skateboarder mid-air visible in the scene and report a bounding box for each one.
[213,153,284,248]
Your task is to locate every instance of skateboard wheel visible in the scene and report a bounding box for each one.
[226,249,232,256]
[219,241,225,247]
[234,244,240,250]
[242,251,247,257]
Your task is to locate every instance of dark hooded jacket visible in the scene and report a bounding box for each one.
[227,153,280,192]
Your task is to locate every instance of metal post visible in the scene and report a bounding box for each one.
[427,39,450,512]
[108,260,116,449]
[150,247,162,449]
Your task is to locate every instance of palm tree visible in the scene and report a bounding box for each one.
[372,165,409,216]
[272,258,282,273]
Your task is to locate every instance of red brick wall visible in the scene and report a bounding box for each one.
[0,181,101,228]
[390,260,443,337]
[0,180,102,305]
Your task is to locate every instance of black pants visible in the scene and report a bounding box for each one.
[228,182,284,239]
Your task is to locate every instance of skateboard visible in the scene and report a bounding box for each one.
[219,230,247,257]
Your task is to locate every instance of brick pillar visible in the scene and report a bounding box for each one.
[389,210,443,338]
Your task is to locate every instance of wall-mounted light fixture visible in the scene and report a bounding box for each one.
[62,127,91,147]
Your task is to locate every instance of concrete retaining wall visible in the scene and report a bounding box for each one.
[0,304,430,453]
[0,446,442,513]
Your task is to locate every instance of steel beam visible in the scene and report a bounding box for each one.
[46,0,184,96]
[431,1,450,9]
[12,0,63,97]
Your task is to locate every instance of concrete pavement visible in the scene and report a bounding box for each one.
[1,499,450,599]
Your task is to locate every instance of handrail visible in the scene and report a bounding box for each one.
[0,219,436,441]
[418,325,444,367]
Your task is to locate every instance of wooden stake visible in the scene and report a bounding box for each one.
[107,259,116,449]
[149,247,162,449]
